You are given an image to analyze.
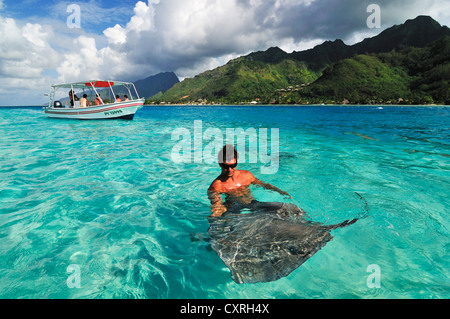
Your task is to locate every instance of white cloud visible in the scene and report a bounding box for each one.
[0,17,59,79]
[127,0,154,32]
[81,0,284,79]
[56,36,107,83]
[22,23,48,47]
[78,0,450,82]
[103,24,126,45]
[1,0,450,105]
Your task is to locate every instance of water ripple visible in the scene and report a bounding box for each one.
[0,106,449,298]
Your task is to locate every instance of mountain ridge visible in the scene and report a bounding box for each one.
[249,15,450,70]
[134,72,179,98]
[157,15,450,104]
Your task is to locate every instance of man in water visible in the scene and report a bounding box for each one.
[208,145,292,217]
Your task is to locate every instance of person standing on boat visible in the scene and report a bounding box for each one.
[80,94,91,108]
[208,144,292,217]
[94,94,103,106]
[115,95,122,102]
[69,90,79,107]
[124,95,130,101]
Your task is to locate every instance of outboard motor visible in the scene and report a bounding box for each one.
[54,101,62,108]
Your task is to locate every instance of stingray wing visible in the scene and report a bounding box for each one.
[208,204,335,284]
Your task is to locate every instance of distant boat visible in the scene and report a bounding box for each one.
[43,80,144,120]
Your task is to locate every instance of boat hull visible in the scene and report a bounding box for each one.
[43,99,144,120]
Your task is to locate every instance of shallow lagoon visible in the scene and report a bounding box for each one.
[0,105,448,298]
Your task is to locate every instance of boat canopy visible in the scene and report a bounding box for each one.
[51,80,132,89]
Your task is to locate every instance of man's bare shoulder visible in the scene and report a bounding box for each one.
[235,170,256,184]
[208,178,223,193]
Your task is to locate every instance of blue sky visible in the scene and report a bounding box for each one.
[1,0,449,105]
[2,0,135,33]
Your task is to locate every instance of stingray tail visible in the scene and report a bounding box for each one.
[324,218,358,230]
[323,192,369,230]
[355,192,370,219]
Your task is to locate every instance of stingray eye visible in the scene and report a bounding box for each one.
[288,247,304,255]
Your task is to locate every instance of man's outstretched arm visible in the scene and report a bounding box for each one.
[252,178,292,199]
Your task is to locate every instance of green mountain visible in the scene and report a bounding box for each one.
[159,57,317,103]
[159,16,450,104]
[296,54,412,103]
[290,35,450,104]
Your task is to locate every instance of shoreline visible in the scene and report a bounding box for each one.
[1,104,449,108]
[143,103,450,107]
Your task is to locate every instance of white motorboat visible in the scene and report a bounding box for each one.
[44,80,145,120]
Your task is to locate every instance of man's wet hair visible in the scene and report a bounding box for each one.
[218,144,238,164]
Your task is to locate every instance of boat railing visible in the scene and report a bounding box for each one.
[47,80,144,109]
[51,98,144,109]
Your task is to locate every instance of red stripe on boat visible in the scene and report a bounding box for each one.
[46,103,143,115]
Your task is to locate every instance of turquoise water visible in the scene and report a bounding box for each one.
[0,105,449,299]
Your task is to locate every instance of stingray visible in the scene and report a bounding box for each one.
[206,201,359,284]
